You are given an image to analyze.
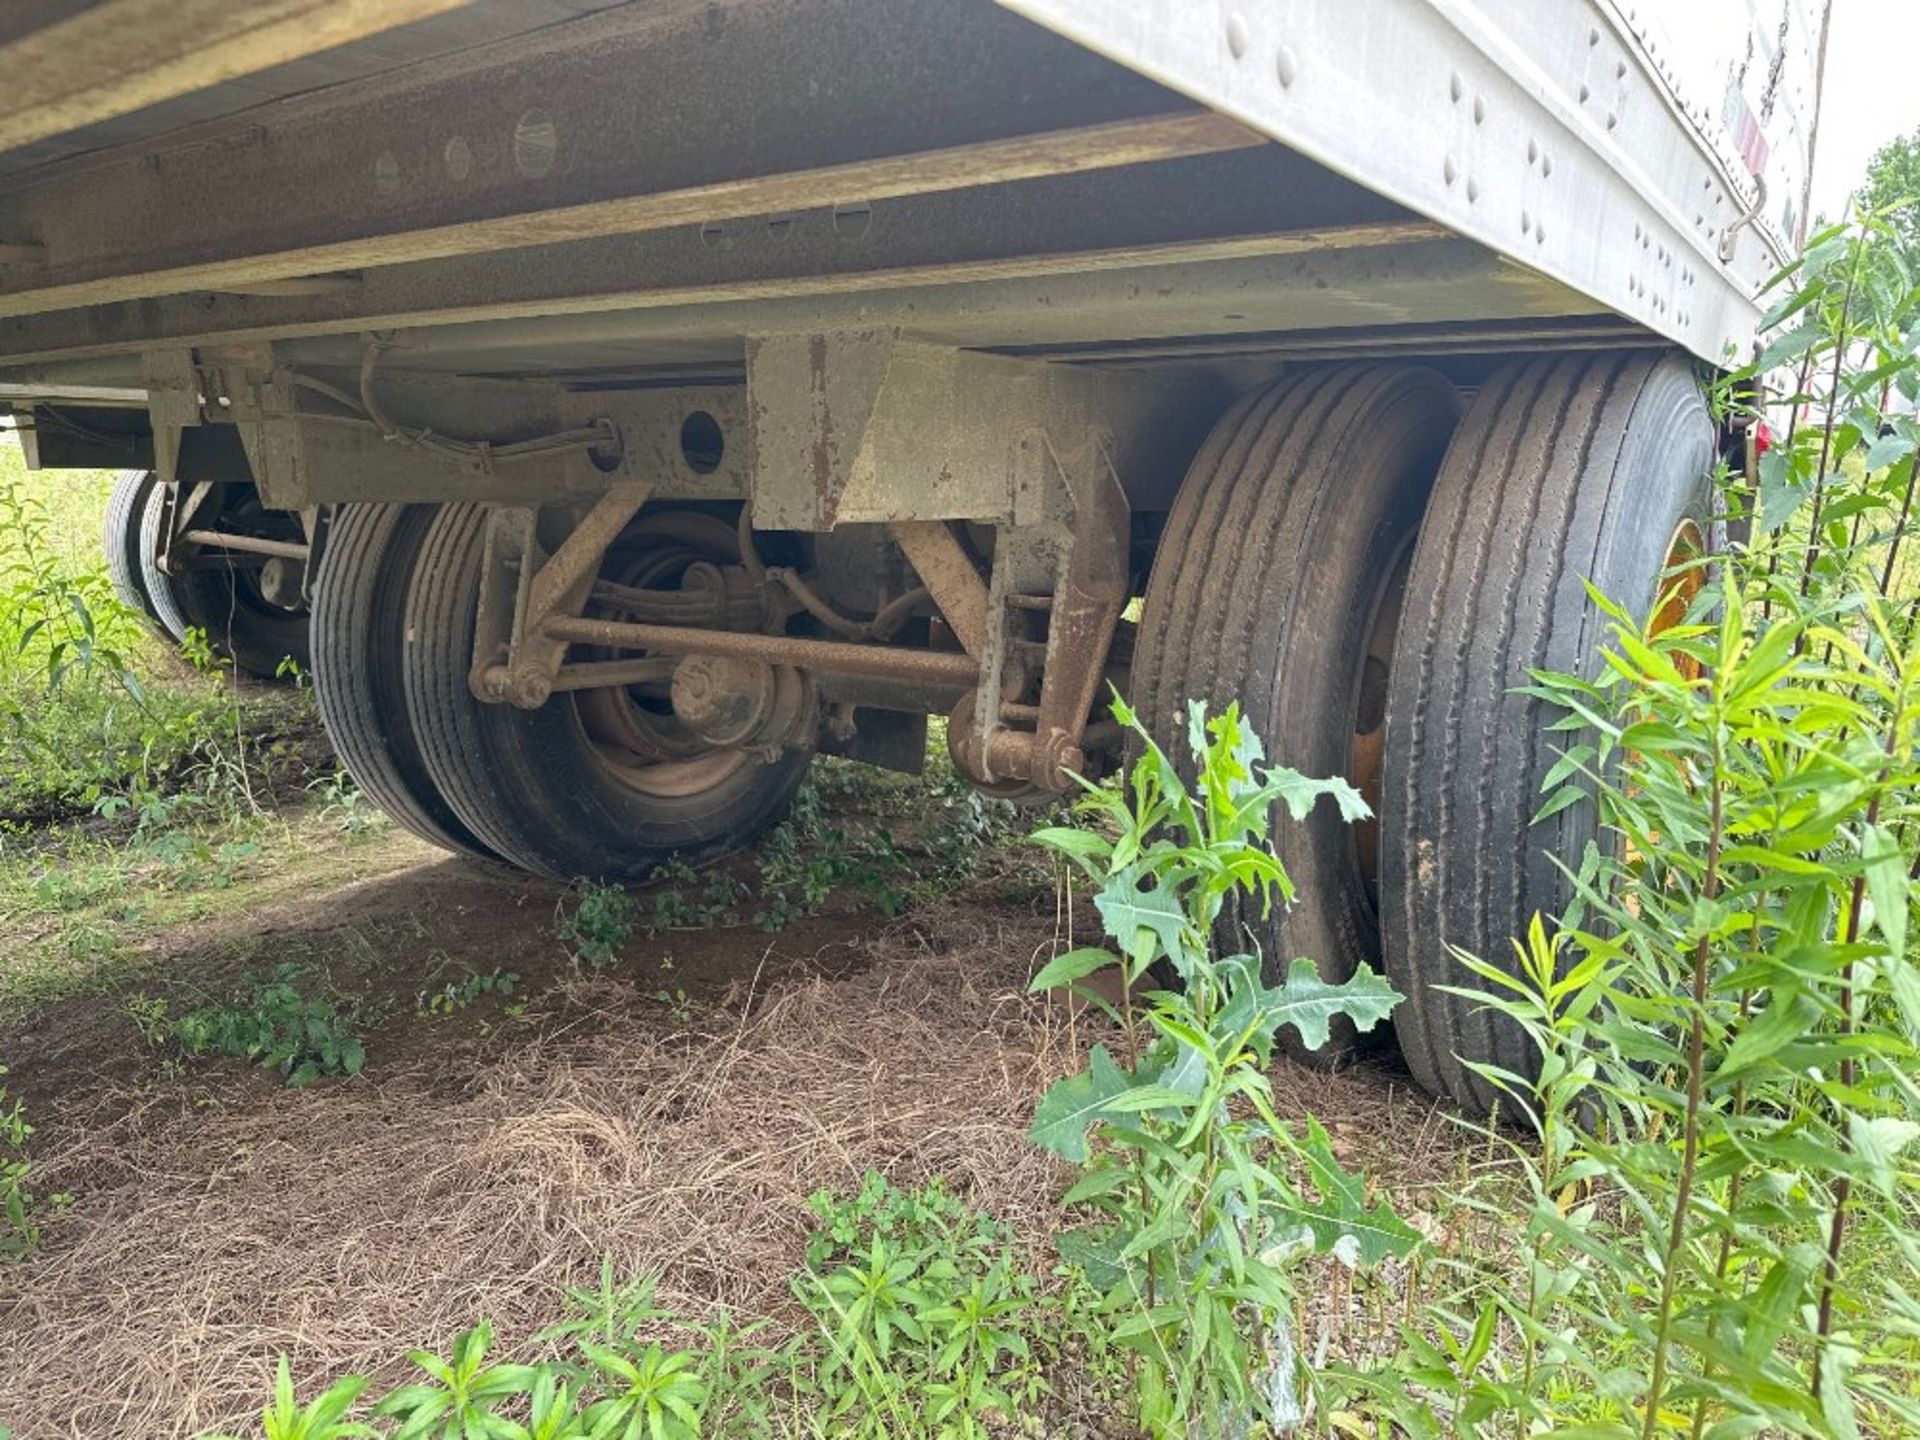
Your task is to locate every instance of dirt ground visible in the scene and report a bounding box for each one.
[0,802,1457,1439]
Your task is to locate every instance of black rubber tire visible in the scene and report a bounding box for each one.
[1133,365,1460,1056]
[1382,351,1713,1112]
[403,502,813,881]
[312,504,496,861]
[102,470,166,632]
[138,481,312,679]
[135,480,195,645]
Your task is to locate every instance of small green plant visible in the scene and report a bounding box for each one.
[540,1261,676,1352]
[0,465,255,817]
[746,757,1024,932]
[576,1338,708,1440]
[94,781,201,838]
[205,1358,370,1440]
[557,880,636,968]
[794,1172,1049,1439]
[309,770,387,839]
[29,857,123,912]
[0,1062,39,1259]
[1028,696,1415,1438]
[416,967,518,1018]
[650,985,695,1026]
[635,858,745,934]
[173,965,366,1087]
[206,1179,1051,1438]
[372,1321,540,1439]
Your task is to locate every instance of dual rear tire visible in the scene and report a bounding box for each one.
[1135,352,1712,1108]
[310,501,812,881]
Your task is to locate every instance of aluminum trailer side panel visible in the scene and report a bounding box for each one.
[998,0,1825,366]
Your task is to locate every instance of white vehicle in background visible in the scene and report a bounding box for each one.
[0,0,1824,1108]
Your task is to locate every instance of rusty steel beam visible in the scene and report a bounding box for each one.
[543,615,982,690]
[548,657,679,693]
[0,0,467,154]
[0,0,1236,319]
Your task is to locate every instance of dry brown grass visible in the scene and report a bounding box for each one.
[0,905,1081,1437]
[0,895,1462,1439]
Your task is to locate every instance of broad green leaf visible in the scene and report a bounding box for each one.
[1028,946,1117,994]
[1756,449,1808,534]
[1028,1045,1133,1163]
[1864,431,1915,472]
[1716,988,1817,1080]
[1272,1116,1420,1266]
[1268,768,1371,824]
[1754,321,1821,373]
[1889,956,1920,1045]
[1029,826,1110,865]
[1148,1037,1208,1099]
[1053,1222,1138,1293]
[1092,871,1191,967]
[1099,1085,1202,1114]
[1741,1244,1822,1367]
[1221,957,1402,1057]
[1059,1167,1133,1206]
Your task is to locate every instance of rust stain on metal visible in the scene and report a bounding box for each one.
[808,333,834,522]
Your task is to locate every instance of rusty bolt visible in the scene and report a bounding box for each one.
[507,671,552,709]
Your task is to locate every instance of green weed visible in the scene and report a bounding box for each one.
[557,880,637,968]
[0,458,248,818]
[416,966,518,1018]
[204,1358,369,1440]
[0,1062,38,1259]
[1028,697,1414,1436]
[1328,210,1920,1438]
[792,1171,1049,1438]
[308,770,388,840]
[171,965,367,1087]
[212,1174,1060,1440]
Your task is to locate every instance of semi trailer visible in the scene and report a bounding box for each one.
[0,0,1825,1108]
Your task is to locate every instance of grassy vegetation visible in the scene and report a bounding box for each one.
[0,442,313,824]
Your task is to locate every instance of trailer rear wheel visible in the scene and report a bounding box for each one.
[403,502,812,881]
[103,470,166,633]
[135,482,311,679]
[135,480,196,646]
[1133,364,1459,1057]
[312,504,495,860]
[1381,351,1713,1112]
[168,486,312,680]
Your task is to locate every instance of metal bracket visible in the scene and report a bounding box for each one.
[886,520,991,658]
[945,429,1129,794]
[470,481,655,708]
[153,479,218,577]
